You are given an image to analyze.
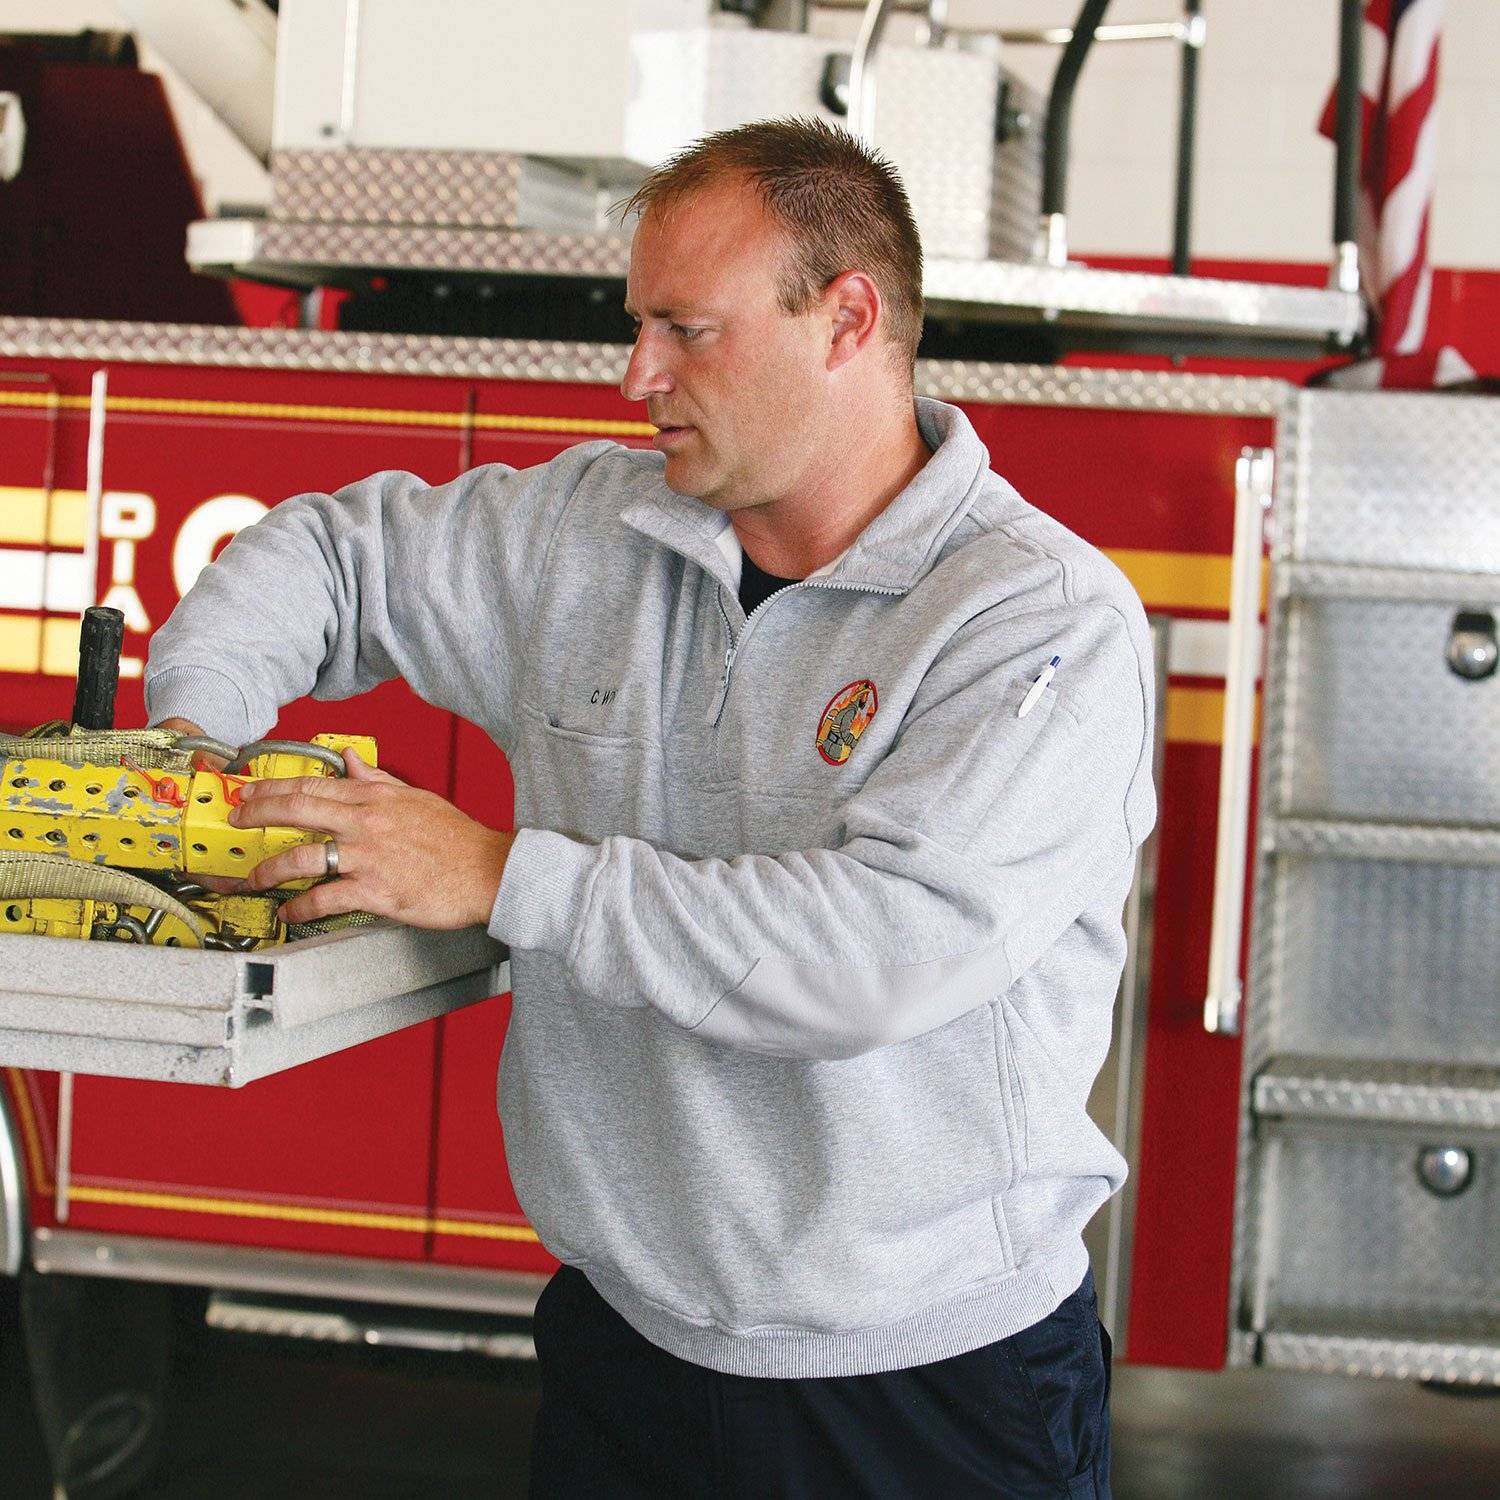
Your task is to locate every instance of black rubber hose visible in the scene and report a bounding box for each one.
[1042,0,1113,219]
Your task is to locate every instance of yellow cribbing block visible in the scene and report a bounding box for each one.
[1,757,321,882]
[3,759,187,871]
[180,769,318,883]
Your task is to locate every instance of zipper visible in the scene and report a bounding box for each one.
[710,576,905,729]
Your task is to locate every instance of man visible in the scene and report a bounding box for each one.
[150,118,1154,1497]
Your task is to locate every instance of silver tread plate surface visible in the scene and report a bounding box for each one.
[1261,1330,1500,1386]
[185,218,1364,343]
[1254,1056,1500,1129]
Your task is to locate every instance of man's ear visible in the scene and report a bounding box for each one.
[824,271,882,372]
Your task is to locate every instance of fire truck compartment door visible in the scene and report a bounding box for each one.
[0,924,508,1087]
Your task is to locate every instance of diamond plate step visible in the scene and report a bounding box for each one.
[1254,1056,1500,1130]
[1278,561,1500,605]
[1266,816,1500,865]
[1261,1329,1500,1386]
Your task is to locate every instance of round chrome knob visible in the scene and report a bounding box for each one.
[1446,611,1499,680]
[1417,1145,1473,1197]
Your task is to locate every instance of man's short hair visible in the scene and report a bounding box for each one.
[622,116,924,369]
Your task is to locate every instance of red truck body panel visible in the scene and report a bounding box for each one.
[1,348,1275,1367]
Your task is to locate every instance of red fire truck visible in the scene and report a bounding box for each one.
[5,4,1500,1495]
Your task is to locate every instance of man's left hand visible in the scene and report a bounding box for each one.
[229,749,514,928]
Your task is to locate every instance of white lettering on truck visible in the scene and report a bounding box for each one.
[172,494,269,598]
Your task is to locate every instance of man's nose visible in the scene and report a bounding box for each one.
[621,331,672,403]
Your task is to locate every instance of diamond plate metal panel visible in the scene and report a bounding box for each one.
[1268,817,1500,865]
[1234,390,1500,1378]
[268,150,604,231]
[1267,856,1500,1064]
[1262,1331,1500,1385]
[876,44,998,262]
[990,72,1045,264]
[1288,391,1500,570]
[0,317,1289,415]
[223,219,635,279]
[1280,561,1500,606]
[0,318,633,383]
[1255,1058,1500,1130]
[1283,599,1500,822]
[1258,1132,1500,1334]
[914,361,1287,414]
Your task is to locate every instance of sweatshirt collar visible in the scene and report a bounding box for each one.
[618,398,990,595]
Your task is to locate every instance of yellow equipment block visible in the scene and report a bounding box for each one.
[2,732,377,901]
[4,759,190,871]
[178,767,314,881]
[201,893,282,944]
[0,897,203,947]
[1,758,308,878]
[1,895,99,941]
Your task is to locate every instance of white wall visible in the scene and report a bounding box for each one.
[834,0,1500,269]
[6,1,1496,267]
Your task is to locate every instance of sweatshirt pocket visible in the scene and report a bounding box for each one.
[517,702,666,844]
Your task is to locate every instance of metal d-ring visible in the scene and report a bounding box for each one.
[223,739,349,777]
[92,912,149,944]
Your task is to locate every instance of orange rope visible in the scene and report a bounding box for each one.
[201,766,248,808]
[120,755,186,807]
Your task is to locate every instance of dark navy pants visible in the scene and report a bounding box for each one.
[529,1265,1113,1498]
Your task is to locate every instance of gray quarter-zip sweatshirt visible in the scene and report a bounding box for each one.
[146,398,1156,1379]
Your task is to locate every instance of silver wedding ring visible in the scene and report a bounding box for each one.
[323,838,340,877]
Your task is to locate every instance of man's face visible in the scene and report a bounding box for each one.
[621,180,832,511]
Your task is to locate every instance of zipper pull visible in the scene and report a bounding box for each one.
[722,643,737,690]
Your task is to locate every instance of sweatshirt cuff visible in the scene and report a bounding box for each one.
[143,664,259,746]
[489,827,600,956]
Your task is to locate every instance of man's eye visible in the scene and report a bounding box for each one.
[672,324,705,341]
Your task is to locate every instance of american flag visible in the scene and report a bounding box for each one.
[1319,0,1473,387]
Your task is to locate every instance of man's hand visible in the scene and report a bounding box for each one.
[229,749,514,928]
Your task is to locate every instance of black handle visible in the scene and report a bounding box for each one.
[1332,0,1363,251]
[1042,0,1112,218]
[70,606,126,730]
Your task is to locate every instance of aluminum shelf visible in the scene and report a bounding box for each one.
[188,216,632,285]
[187,218,1365,357]
[0,924,507,1086]
[1260,1329,1500,1386]
[1278,561,1500,606]
[1265,816,1500,866]
[920,258,1363,342]
[1253,1056,1500,1131]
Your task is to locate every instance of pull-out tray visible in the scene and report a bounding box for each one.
[0,924,508,1086]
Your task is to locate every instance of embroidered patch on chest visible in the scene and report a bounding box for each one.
[816,680,879,766]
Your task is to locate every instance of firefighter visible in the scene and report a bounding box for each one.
[151,118,1152,1497]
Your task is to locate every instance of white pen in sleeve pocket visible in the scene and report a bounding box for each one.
[1017,655,1060,719]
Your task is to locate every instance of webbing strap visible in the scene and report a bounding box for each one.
[0,851,207,942]
[0,728,195,772]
